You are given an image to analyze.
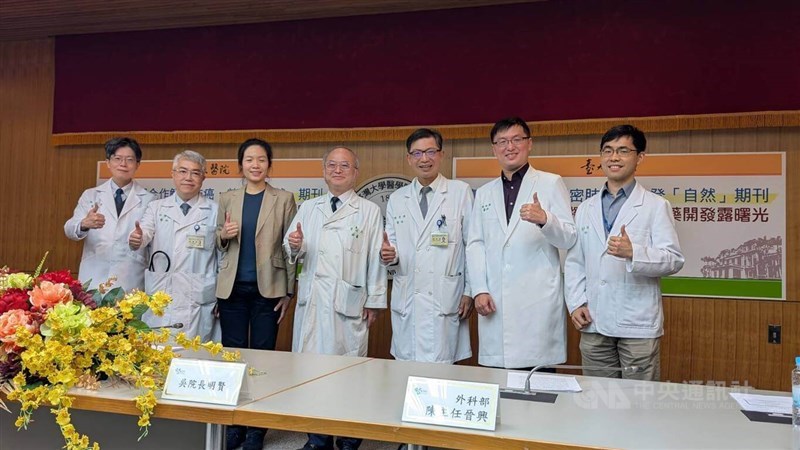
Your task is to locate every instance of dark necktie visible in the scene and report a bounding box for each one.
[180,203,191,216]
[420,186,432,218]
[331,196,339,213]
[114,188,125,216]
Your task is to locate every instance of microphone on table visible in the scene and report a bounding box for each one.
[150,323,184,330]
[500,364,642,400]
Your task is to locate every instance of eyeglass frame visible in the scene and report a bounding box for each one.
[324,161,356,172]
[600,146,640,157]
[108,155,138,165]
[492,136,531,148]
[408,148,442,159]
[172,168,205,179]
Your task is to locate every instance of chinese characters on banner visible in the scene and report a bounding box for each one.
[97,159,327,205]
[454,153,786,300]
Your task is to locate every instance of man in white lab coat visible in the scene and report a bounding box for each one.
[65,137,154,291]
[129,150,219,341]
[285,146,386,450]
[565,125,684,381]
[382,128,473,364]
[467,117,577,370]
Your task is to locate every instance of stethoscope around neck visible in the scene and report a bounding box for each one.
[148,250,171,272]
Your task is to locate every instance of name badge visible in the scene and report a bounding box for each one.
[162,358,246,406]
[431,232,448,247]
[402,376,499,431]
[187,235,205,248]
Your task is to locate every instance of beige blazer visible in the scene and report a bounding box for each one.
[215,184,297,299]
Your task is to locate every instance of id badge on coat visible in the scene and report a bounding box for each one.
[431,232,448,247]
[187,224,204,249]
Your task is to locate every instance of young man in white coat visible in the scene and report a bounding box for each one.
[64,137,154,291]
[466,117,577,370]
[128,150,219,341]
[564,125,684,381]
[285,146,387,450]
[382,128,473,364]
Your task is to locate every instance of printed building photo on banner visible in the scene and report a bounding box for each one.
[454,152,786,300]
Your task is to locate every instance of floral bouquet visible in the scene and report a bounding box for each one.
[0,255,239,450]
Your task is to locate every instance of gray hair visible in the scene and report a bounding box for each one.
[172,150,207,172]
[322,146,360,169]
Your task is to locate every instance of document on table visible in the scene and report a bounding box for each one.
[729,392,791,414]
[506,372,582,392]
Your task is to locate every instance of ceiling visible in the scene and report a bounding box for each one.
[0,0,540,41]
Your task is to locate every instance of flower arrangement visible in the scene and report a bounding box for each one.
[0,255,239,450]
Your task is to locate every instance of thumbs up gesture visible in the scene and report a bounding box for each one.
[380,231,397,264]
[80,203,106,231]
[220,211,239,240]
[607,224,633,259]
[520,192,547,225]
[129,221,143,250]
[288,222,304,251]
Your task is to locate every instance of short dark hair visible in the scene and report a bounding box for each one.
[405,128,443,153]
[237,138,273,168]
[105,137,142,161]
[600,125,647,153]
[490,117,530,143]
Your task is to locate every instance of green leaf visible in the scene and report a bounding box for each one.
[131,304,149,320]
[100,287,125,307]
[33,251,49,278]
[126,320,151,332]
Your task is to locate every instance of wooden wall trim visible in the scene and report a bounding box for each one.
[51,110,800,146]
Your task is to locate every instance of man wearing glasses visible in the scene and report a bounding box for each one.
[381,128,474,365]
[128,150,219,341]
[565,125,683,381]
[285,146,387,450]
[65,137,154,291]
[466,117,576,370]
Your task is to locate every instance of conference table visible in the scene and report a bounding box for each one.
[1,349,792,449]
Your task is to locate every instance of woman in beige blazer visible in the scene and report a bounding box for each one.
[215,138,297,450]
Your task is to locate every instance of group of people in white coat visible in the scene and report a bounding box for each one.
[65,117,684,450]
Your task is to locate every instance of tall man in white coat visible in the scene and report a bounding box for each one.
[565,125,683,381]
[129,150,219,341]
[382,128,473,364]
[285,146,386,450]
[65,137,154,291]
[467,117,577,370]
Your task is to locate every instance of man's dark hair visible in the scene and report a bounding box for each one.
[405,128,443,153]
[490,117,531,143]
[600,125,647,153]
[105,137,142,161]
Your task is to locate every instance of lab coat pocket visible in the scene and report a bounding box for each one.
[144,270,171,294]
[614,283,659,329]
[333,279,366,318]
[390,274,410,316]
[436,274,464,315]
[297,271,310,306]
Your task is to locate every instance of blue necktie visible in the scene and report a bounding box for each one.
[114,188,125,216]
[180,203,191,216]
[331,197,339,213]
[420,186,432,218]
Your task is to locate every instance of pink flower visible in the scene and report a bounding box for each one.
[29,281,73,310]
[0,309,38,353]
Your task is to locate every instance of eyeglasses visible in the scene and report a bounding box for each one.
[173,168,205,179]
[109,156,137,165]
[325,161,354,172]
[408,148,441,160]
[600,146,636,157]
[492,136,530,148]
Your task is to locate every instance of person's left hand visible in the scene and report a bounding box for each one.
[274,296,291,324]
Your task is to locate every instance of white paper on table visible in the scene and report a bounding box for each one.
[506,372,582,392]
[729,392,791,414]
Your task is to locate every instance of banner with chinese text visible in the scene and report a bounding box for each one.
[454,153,785,300]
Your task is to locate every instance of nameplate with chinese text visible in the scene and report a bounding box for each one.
[401,376,499,431]
[162,358,246,406]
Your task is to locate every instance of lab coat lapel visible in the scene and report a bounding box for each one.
[610,182,644,235]
[505,168,537,245]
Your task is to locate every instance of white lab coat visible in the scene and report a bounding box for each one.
[564,181,684,338]
[385,175,473,363]
[284,192,387,357]
[135,194,220,341]
[64,180,154,291]
[466,168,576,368]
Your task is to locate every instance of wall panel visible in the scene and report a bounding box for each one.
[1,39,797,391]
